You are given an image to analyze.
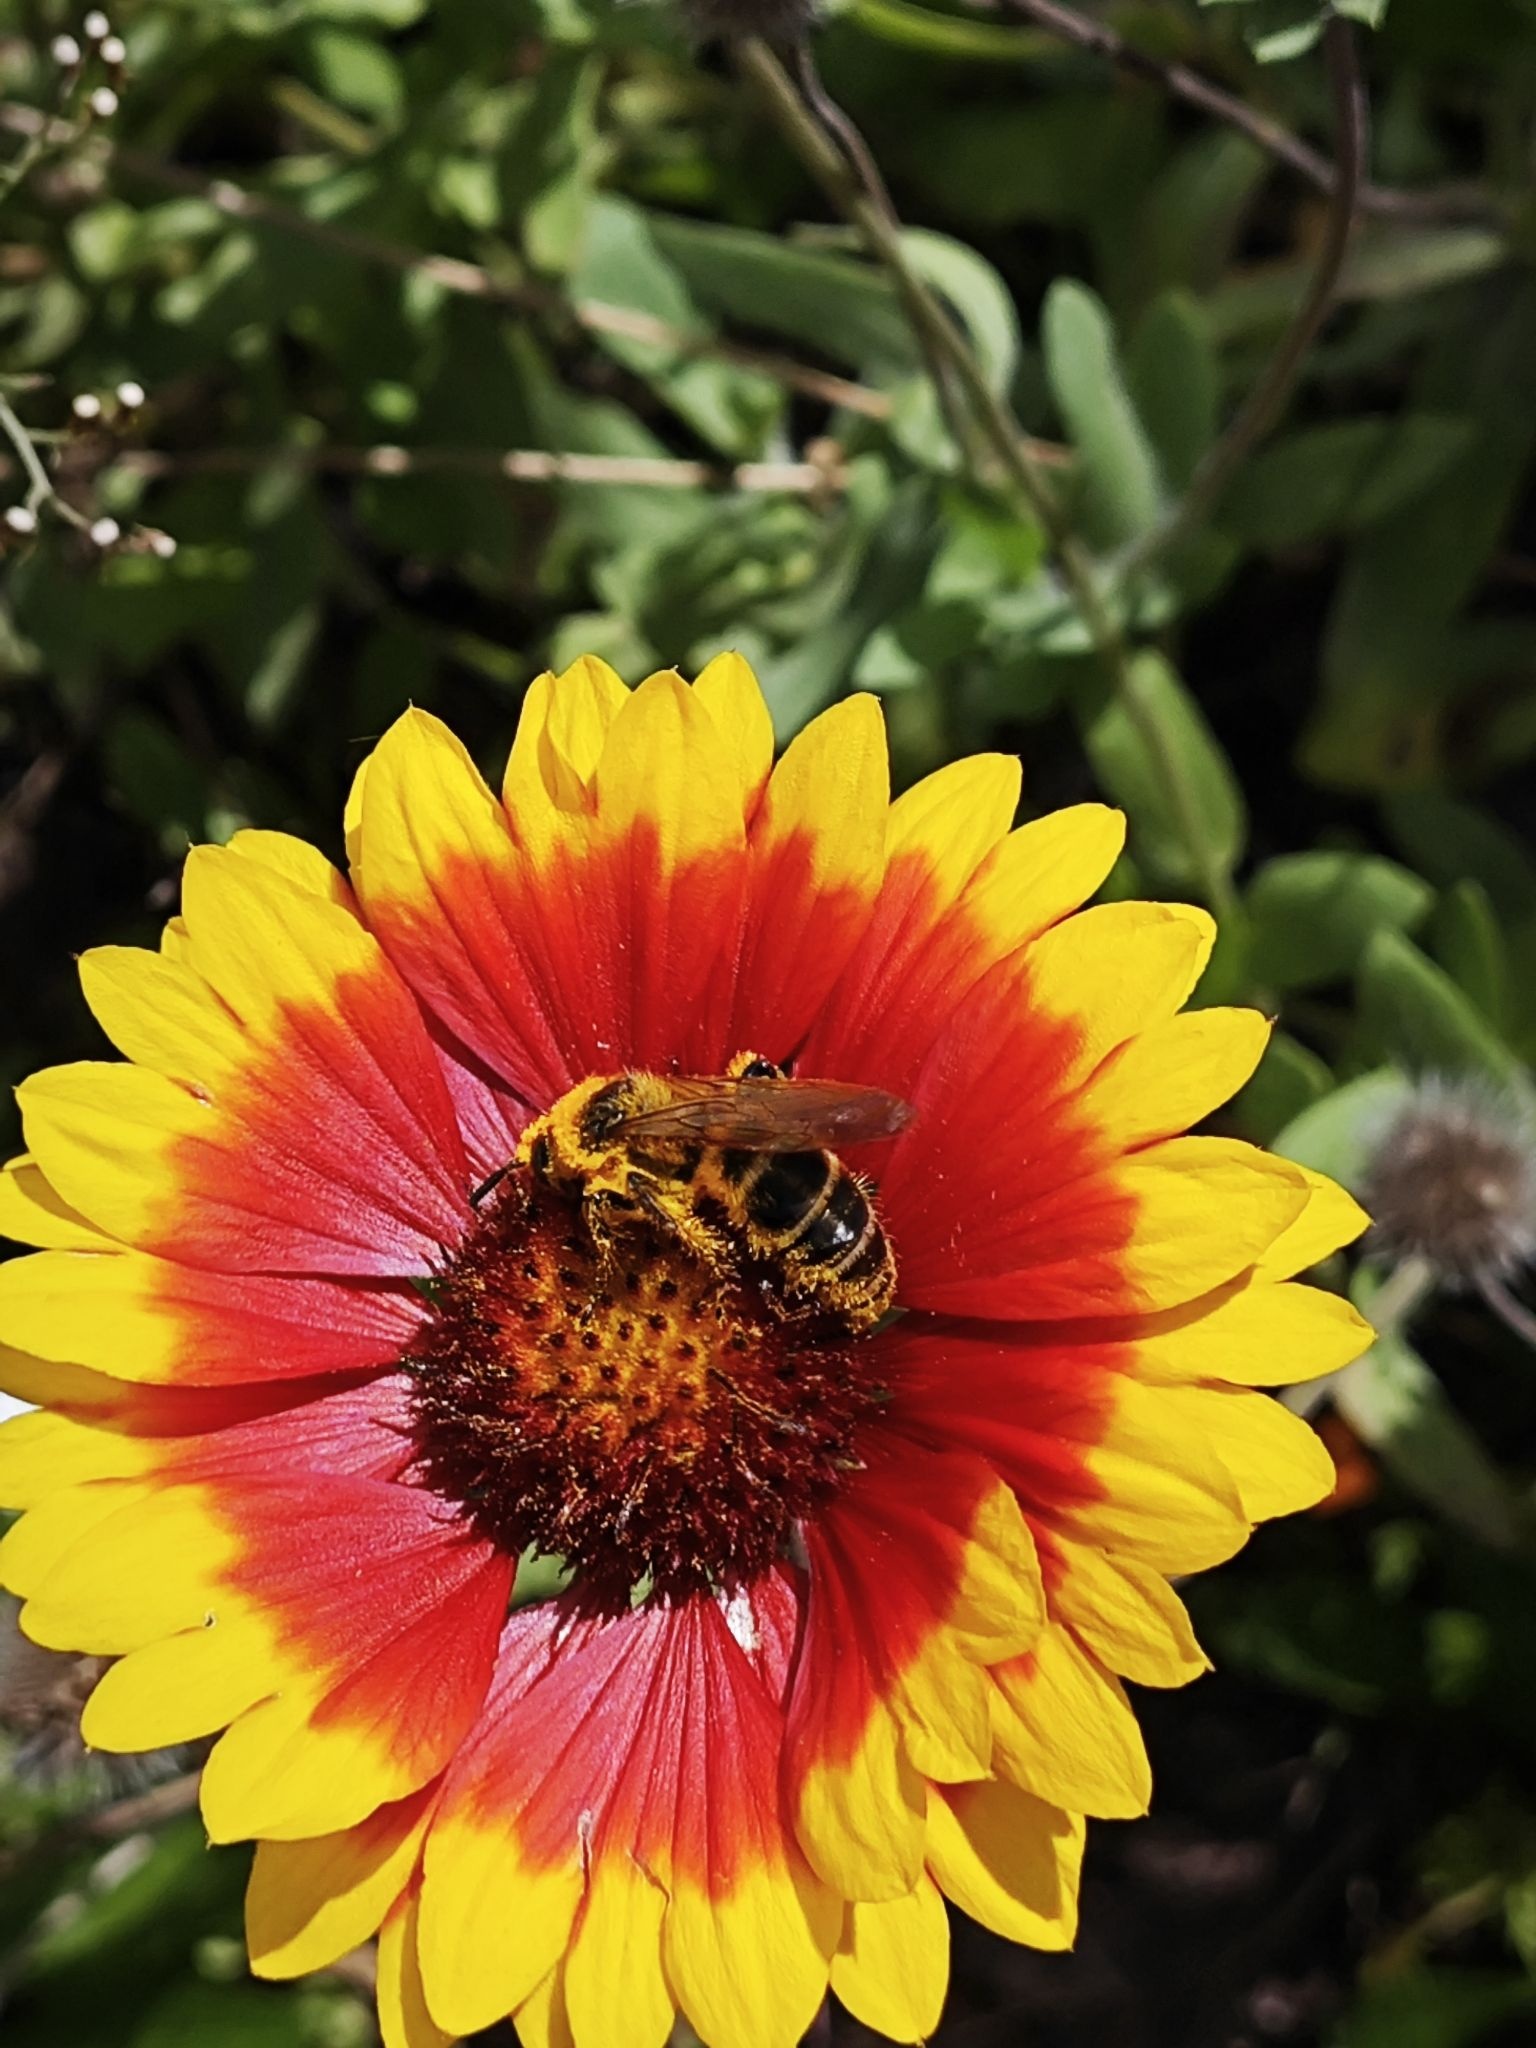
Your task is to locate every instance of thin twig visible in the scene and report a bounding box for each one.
[1118,14,1369,581]
[739,34,1237,918]
[111,443,850,492]
[1478,1271,1536,1353]
[987,0,1498,227]
[0,102,894,422]
[0,386,93,531]
[83,1768,202,1839]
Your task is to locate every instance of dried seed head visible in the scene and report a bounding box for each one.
[676,0,819,45]
[1,1600,192,1798]
[1363,1076,1536,1284]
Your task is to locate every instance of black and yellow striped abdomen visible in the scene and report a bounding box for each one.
[711,1147,895,1330]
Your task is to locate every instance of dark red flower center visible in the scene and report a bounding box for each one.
[408,1170,885,1606]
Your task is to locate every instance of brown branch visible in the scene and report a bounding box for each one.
[111,443,853,493]
[986,0,1499,227]
[1119,14,1369,578]
[0,103,893,422]
[83,1768,202,1839]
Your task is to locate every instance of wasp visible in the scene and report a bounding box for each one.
[514,1054,911,1333]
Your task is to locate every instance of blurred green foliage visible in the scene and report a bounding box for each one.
[4,0,1536,2041]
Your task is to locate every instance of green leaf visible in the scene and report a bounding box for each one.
[1357,929,1528,1089]
[1126,291,1220,491]
[1272,1068,1412,1192]
[1334,1313,1526,1553]
[1222,415,1473,550]
[1430,880,1507,1028]
[1246,851,1434,992]
[1041,279,1165,546]
[902,230,1020,395]
[572,198,782,458]
[1334,1971,1536,2048]
[1227,1030,1333,1144]
[847,0,1055,64]
[1079,652,1246,894]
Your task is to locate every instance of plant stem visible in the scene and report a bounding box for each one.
[1118,14,1369,582]
[737,35,1237,918]
[989,0,1496,226]
[0,387,92,531]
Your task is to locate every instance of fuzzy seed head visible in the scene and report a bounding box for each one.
[1363,1077,1536,1284]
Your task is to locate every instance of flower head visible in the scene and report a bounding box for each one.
[0,658,1371,2048]
[1363,1075,1536,1285]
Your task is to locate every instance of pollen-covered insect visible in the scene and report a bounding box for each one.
[515,1054,912,1333]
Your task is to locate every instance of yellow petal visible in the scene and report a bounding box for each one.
[1167,1384,1338,1521]
[1130,1278,1375,1388]
[77,946,245,1089]
[0,1156,116,1251]
[926,1781,1083,1949]
[1046,1542,1209,1689]
[17,1064,207,1250]
[0,1407,150,1510]
[516,1968,575,2048]
[1076,1008,1271,1151]
[830,1875,950,2043]
[82,1615,279,1750]
[564,1861,673,2048]
[418,1810,583,2034]
[990,1626,1151,1819]
[1257,1166,1371,1277]
[959,804,1127,963]
[884,754,1020,903]
[592,669,744,867]
[225,828,355,908]
[666,1859,839,2048]
[379,1894,455,2048]
[248,1792,434,1979]
[1022,899,1215,1078]
[692,651,775,813]
[794,1693,926,1903]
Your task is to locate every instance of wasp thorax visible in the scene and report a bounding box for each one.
[409,1172,881,1607]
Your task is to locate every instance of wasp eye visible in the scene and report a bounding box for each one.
[739,1057,783,1081]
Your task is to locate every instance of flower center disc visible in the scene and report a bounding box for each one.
[411,1172,880,1605]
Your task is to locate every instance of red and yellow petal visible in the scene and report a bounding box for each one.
[0,1247,426,1384]
[786,1443,1044,1901]
[804,801,1125,1095]
[989,1624,1152,1818]
[726,695,888,1055]
[419,1584,839,2048]
[19,850,470,1275]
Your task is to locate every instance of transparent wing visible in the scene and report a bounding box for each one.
[610,1076,912,1151]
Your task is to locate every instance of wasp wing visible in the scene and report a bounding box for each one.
[610,1076,912,1151]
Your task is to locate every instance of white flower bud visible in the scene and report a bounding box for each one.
[88,86,119,119]
[3,505,39,536]
[83,10,112,38]
[89,516,121,548]
[115,380,146,410]
[148,530,178,559]
[51,33,83,65]
[99,34,127,64]
[71,392,103,422]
